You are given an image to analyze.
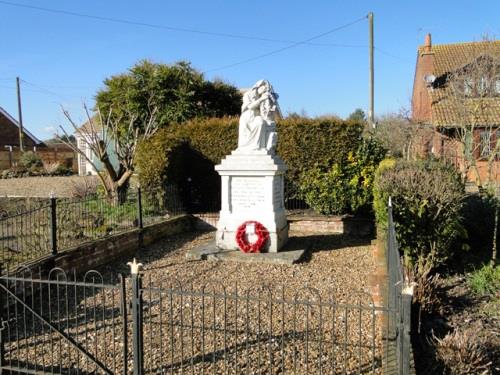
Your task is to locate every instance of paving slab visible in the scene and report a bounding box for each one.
[186,239,307,265]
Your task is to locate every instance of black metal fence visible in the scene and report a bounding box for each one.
[0,265,397,374]
[0,182,311,272]
[284,180,310,211]
[386,200,412,375]
[0,185,186,271]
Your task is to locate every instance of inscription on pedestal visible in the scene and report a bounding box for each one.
[273,178,283,208]
[231,177,265,210]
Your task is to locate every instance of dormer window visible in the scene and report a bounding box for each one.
[495,77,500,94]
[464,78,474,96]
[478,76,489,95]
[480,130,492,158]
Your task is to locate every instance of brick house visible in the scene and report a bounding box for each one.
[0,106,43,170]
[0,106,77,171]
[412,34,500,185]
[0,106,42,149]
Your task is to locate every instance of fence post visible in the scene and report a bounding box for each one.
[137,186,143,229]
[0,265,4,369]
[49,192,57,255]
[119,274,129,375]
[128,259,144,375]
[400,283,413,375]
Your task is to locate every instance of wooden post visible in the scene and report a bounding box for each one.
[368,12,375,128]
[16,77,24,152]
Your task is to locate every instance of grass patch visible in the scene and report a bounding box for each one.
[467,264,500,295]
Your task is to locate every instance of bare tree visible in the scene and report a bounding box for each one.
[445,37,500,265]
[369,108,434,160]
[58,104,158,203]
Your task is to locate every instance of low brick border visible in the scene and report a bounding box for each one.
[12,215,193,275]
[192,213,375,236]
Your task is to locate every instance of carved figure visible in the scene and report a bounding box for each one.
[237,80,279,152]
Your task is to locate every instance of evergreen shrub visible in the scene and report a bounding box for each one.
[373,158,466,266]
[135,116,369,213]
[299,138,386,214]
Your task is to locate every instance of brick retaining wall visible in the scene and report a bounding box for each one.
[192,213,374,237]
[17,215,192,275]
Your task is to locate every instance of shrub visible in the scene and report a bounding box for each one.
[434,328,493,375]
[19,151,43,169]
[373,159,466,267]
[461,193,499,265]
[405,259,443,316]
[299,138,385,214]
[135,116,366,207]
[467,264,500,295]
[71,177,100,198]
[43,161,60,174]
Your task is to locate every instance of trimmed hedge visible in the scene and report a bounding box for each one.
[373,158,466,267]
[136,116,364,189]
[299,138,386,215]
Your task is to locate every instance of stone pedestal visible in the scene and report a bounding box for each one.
[215,149,288,252]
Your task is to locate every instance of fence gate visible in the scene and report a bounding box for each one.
[0,268,129,374]
[0,262,406,374]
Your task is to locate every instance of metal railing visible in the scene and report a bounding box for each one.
[0,200,413,374]
[284,179,310,211]
[386,199,412,375]
[0,181,313,272]
[0,264,398,374]
[0,185,186,271]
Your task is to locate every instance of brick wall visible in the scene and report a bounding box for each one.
[17,215,193,275]
[288,215,374,236]
[0,148,77,172]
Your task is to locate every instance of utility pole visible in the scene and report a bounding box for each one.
[368,12,375,128]
[16,77,24,152]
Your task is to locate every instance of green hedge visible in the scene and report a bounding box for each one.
[299,138,386,215]
[373,158,466,267]
[137,116,364,185]
[135,116,368,212]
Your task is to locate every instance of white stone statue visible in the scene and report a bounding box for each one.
[237,80,279,152]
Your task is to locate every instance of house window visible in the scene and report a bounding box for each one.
[464,78,474,96]
[478,76,489,95]
[479,130,492,158]
[495,78,500,95]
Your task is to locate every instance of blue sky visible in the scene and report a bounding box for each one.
[0,0,499,140]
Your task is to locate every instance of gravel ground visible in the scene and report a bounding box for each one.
[0,175,99,198]
[4,230,386,374]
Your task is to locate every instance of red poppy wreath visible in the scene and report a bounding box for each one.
[235,221,269,253]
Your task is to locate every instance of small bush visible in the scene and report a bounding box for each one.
[468,264,500,295]
[43,161,60,174]
[405,259,443,316]
[461,194,499,266]
[19,151,43,169]
[299,138,385,214]
[71,177,99,198]
[434,328,493,375]
[373,159,466,267]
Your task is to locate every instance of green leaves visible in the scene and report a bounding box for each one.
[298,138,386,215]
[95,60,242,133]
[373,159,466,268]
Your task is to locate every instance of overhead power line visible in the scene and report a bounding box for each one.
[0,0,366,48]
[203,16,367,73]
[374,47,413,65]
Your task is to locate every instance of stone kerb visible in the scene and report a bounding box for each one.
[215,150,288,253]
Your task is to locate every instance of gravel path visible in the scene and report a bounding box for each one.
[4,230,385,374]
[0,176,98,198]
[108,231,376,301]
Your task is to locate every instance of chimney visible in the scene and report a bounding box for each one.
[424,33,432,53]
[412,33,435,123]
